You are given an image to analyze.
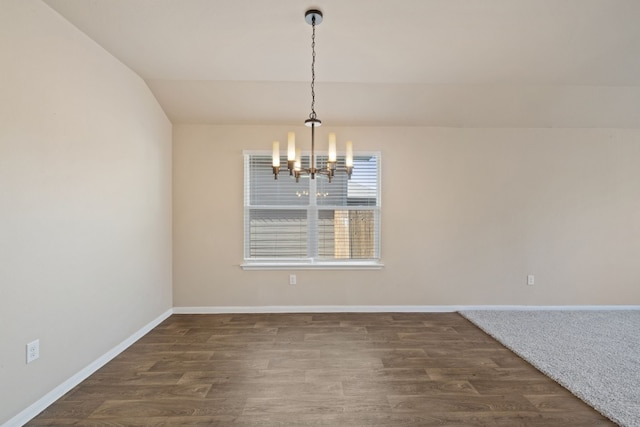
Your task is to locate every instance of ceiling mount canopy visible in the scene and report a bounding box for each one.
[272,8,353,183]
[304,9,323,26]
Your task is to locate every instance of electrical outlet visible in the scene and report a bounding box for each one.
[289,274,297,285]
[26,339,39,364]
[527,275,535,286]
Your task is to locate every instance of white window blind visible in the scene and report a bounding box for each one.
[244,152,381,266]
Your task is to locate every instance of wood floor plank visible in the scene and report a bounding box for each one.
[305,367,430,383]
[242,396,391,415]
[268,356,385,370]
[426,366,541,381]
[150,359,270,372]
[470,379,567,395]
[205,381,344,399]
[89,397,246,418]
[82,371,185,386]
[381,356,500,369]
[26,313,615,426]
[387,394,539,413]
[342,379,477,397]
[65,383,213,400]
[178,369,307,385]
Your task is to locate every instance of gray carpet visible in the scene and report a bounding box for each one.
[460,310,640,427]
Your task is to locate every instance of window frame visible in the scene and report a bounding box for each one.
[241,150,383,270]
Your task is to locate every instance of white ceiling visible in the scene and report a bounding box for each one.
[43,0,640,127]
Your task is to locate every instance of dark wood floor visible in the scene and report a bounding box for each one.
[28,313,615,426]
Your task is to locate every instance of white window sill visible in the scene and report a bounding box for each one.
[241,260,384,271]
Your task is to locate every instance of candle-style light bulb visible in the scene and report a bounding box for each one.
[345,141,353,167]
[294,147,302,183]
[287,132,296,161]
[272,141,280,167]
[328,132,337,163]
[294,148,301,171]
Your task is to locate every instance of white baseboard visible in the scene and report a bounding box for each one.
[173,305,460,313]
[173,305,640,314]
[3,309,173,427]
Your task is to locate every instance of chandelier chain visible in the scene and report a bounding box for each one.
[309,15,317,120]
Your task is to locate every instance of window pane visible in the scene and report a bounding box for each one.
[318,209,378,259]
[316,155,378,207]
[248,155,309,206]
[248,209,307,258]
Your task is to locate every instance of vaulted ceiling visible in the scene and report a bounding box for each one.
[43,0,640,127]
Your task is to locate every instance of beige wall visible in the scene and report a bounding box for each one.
[173,125,640,308]
[0,1,172,424]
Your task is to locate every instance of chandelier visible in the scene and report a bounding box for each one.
[272,9,353,183]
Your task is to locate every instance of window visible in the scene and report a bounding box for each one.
[242,151,382,269]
